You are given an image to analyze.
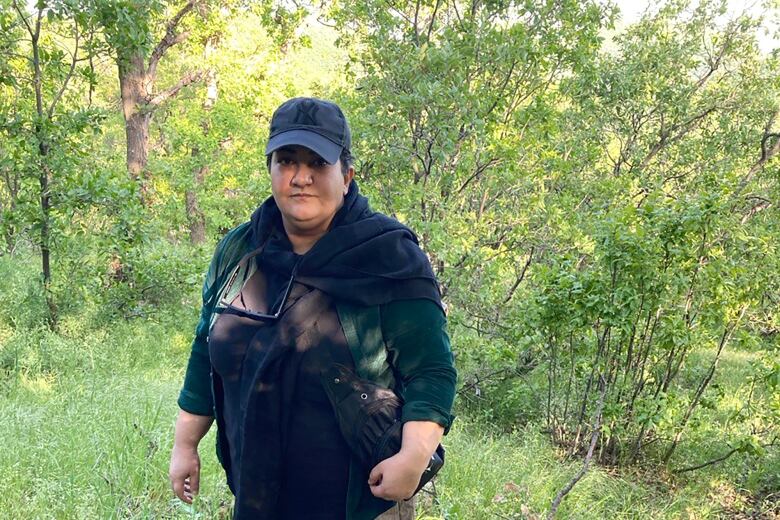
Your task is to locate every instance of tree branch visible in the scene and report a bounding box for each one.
[0,9,31,37]
[484,59,517,119]
[456,157,499,194]
[11,0,34,40]
[47,22,79,118]
[740,199,772,225]
[675,446,740,474]
[426,0,442,41]
[456,367,513,396]
[502,247,534,304]
[547,375,607,519]
[733,109,780,200]
[147,0,195,78]
[674,436,778,474]
[147,70,203,107]
[383,0,414,27]
[662,306,747,464]
[692,23,734,92]
[636,106,718,172]
[412,0,420,46]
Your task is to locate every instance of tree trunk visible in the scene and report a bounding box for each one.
[0,169,20,254]
[24,4,57,326]
[113,1,199,204]
[186,35,218,245]
[37,139,56,326]
[119,54,152,201]
[186,161,208,244]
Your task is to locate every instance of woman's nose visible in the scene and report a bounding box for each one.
[290,166,313,186]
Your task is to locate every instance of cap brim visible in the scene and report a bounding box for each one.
[265,130,342,164]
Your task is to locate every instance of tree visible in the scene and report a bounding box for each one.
[329,0,612,419]
[4,0,104,325]
[537,0,780,464]
[331,0,611,306]
[149,3,319,244]
[96,0,203,202]
[0,0,26,253]
[183,32,216,244]
[331,0,779,469]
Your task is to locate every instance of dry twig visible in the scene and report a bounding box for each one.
[547,375,607,519]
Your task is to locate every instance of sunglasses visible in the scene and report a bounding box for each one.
[215,243,300,322]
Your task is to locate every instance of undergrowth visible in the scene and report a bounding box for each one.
[1,253,777,519]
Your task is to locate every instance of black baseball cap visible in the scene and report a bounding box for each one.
[265,97,352,165]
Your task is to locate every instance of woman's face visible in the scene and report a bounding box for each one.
[270,145,354,238]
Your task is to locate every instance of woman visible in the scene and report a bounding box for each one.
[169,97,456,520]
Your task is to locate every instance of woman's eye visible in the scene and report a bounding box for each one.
[277,157,294,165]
[313,158,328,168]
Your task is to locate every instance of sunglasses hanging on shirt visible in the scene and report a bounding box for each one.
[215,242,301,322]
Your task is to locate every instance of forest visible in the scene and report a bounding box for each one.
[0,0,778,518]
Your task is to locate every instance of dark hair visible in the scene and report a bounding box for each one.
[339,148,354,174]
[266,148,354,176]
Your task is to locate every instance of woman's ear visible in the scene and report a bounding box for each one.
[344,166,355,194]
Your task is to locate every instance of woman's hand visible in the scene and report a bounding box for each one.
[368,449,429,501]
[368,420,444,501]
[169,445,201,504]
[169,410,213,504]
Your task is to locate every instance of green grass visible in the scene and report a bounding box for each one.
[0,330,233,519]
[421,421,722,519]
[0,255,777,519]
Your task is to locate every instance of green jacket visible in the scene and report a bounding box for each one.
[178,222,457,520]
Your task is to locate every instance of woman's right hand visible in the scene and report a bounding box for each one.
[169,445,201,504]
[169,410,214,504]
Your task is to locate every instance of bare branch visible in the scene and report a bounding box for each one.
[11,0,34,40]
[384,0,414,27]
[740,199,772,225]
[484,59,517,119]
[675,437,778,474]
[662,306,747,464]
[548,375,607,519]
[675,446,739,474]
[692,23,734,91]
[733,108,780,199]
[0,51,33,63]
[30,6,43,118]
[315,15,337,28]
[635,106,718,172]
[502,247,534,304]
[34,5,42,41]
[413,0,420,46]
[0,9,30,36]
[147,70,204,107]
[147,0,196,78]
[426,0,442,41]
[455,157,499,194]
[456,367,513,396]
[47,22,80,118]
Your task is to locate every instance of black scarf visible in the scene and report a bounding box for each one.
[248,181,442,310]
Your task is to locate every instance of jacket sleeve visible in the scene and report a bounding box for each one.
[176,250,221,416]
[177,224,249,416]
[381,299,457,431]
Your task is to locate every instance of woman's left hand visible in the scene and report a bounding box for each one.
[367,449,429,501]
[368,420,444,501]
